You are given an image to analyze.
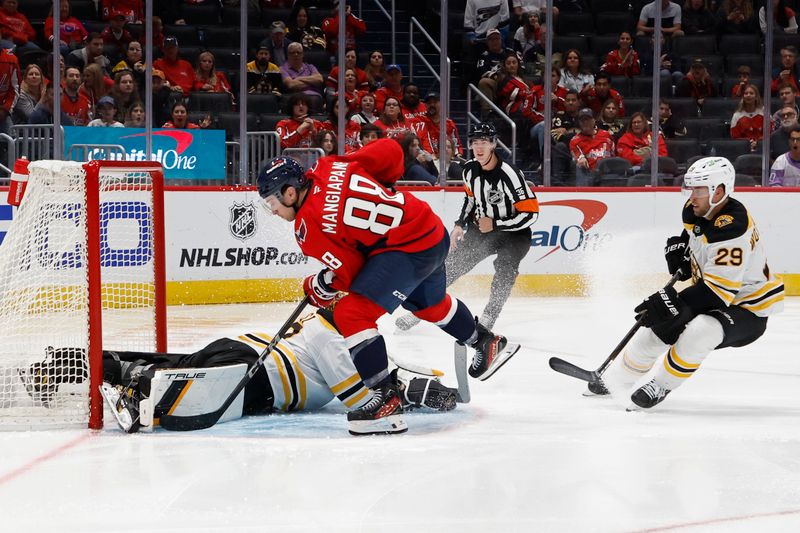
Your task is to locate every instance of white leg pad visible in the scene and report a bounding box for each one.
[653,314,724,390]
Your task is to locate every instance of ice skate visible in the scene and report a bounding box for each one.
[628,379,671,410]
[347,380,407,436]
[395,313,421,332]
[394,369,457,412]
[582,379,610,397]
[100,381,142,433]
[468,321,520,381]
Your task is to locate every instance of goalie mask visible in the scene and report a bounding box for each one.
[682,156,735,218]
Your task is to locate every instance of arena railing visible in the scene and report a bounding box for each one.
[466,84,517,166]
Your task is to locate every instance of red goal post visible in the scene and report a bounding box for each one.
[0,160,166,430]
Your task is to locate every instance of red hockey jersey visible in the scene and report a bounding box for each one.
[318,119,362,153]
[730,109,766,141]
[417,115,463,156]
[616,131,667,165]
[276,117,325,149]
[601,49,641,77]
[570,129,615,170]
[581,86,626,117]
[0,48,19,114]
[298,139,446,291]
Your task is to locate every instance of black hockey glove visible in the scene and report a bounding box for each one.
[664,234,691,281]
[634,286,690,328]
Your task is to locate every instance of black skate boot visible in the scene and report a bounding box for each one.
[468,321,520,381]
[394,369,458,412]
[582,379,610,397]
[18,347,88,407]
[629,379,671,410]
[347,380,408,436]
[100,379,142,433]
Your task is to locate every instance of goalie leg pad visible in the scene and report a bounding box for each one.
[395,369,458,411]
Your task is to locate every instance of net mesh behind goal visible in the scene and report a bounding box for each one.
[0,160,165,430]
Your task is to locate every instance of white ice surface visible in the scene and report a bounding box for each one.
[1,295,799,533]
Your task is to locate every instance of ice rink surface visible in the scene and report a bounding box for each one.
[1,291,799,533]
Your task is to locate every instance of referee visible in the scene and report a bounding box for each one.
[397,122,539,331]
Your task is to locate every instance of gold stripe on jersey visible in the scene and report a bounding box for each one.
[703,271,742,291]
[331,372,361,394]
[737,281,785,313]
[344,388,370,408]
[270,351,293,410]
[317,313,339,333]
[663,346,699,379]
[275,344,307,411]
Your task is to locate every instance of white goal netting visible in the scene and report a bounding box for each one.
[0,161,164,430]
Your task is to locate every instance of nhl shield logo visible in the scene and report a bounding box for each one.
[229,202,257,241]
[487,188,504,204]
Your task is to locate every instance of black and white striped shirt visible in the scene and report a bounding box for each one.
[455,159,539,232]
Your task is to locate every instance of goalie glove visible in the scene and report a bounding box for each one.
[634,286,691,328]
[664,234,691,281]
[303,269,337,308]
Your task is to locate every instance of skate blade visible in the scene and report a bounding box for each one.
[99,383,135,432]
[478,343,521,381]
[625,403,642,412]
[582,390,612,398]
[348,413,408,436]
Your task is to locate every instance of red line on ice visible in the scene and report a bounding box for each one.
[0,432,91,486]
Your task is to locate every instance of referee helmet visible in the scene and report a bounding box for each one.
[468,122,497,143]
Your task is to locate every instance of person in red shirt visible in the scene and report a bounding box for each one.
[570,108,616,185]
[192,51,233,106]
[319,99,361,153]
[0,46,18,134]
[153,36,195,96]
[101,11,133,56]
[399,84,427,127]
[100,0,143,23]
[321,3,366,57]
[581,72,626,117]
[325,48,369,100]
[45,0,88,55]
[374,96,411,140]
[162,101,210,129]
[276,92,324,149]
[495,51,543,126]
[730,84,766,151]
[417,92,463,158]
[62,66,92,126]
[373,64,404,113]
[600,31,641,78]
[0,0,39,53]
[331,68,366,114]
[256,141,517,434]
[616,111,668,167]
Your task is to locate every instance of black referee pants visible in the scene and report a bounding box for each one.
[445,224,532,329]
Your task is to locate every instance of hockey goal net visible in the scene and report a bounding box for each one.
[0,160,166,430]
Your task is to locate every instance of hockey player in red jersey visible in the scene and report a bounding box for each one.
[257,139,520,435]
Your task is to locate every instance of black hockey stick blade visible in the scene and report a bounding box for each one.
[159,297,310,431]
[548,357,600,383]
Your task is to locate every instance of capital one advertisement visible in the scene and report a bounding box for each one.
[63,126,227,180]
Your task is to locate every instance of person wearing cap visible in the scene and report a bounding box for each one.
[151,68,179,127]
[374,63,404,113]
[417,91,464,159]
[87,95,123,127]
[569,108,615,186]
[475,28,514,108]
[101,9,132,57]
[675,58,717,105]
[321,2,367,57]
[153,36,195,96]
[731,65,751,98]
[260,21,291,67]
[67,32,111,73]
[247,46,282,95]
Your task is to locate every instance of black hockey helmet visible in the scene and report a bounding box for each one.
[468,122,497,143]
[257,157,307,200]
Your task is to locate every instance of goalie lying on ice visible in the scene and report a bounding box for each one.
[22,310,460,433]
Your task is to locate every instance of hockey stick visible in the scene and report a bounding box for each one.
[548,268,685,384]
[159,296,310,431]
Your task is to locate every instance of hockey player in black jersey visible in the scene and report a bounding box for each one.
[396,122,539,341]
[588,157,784,409]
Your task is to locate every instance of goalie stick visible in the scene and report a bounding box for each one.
[158,296,310,431]
[548,268,685,384]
